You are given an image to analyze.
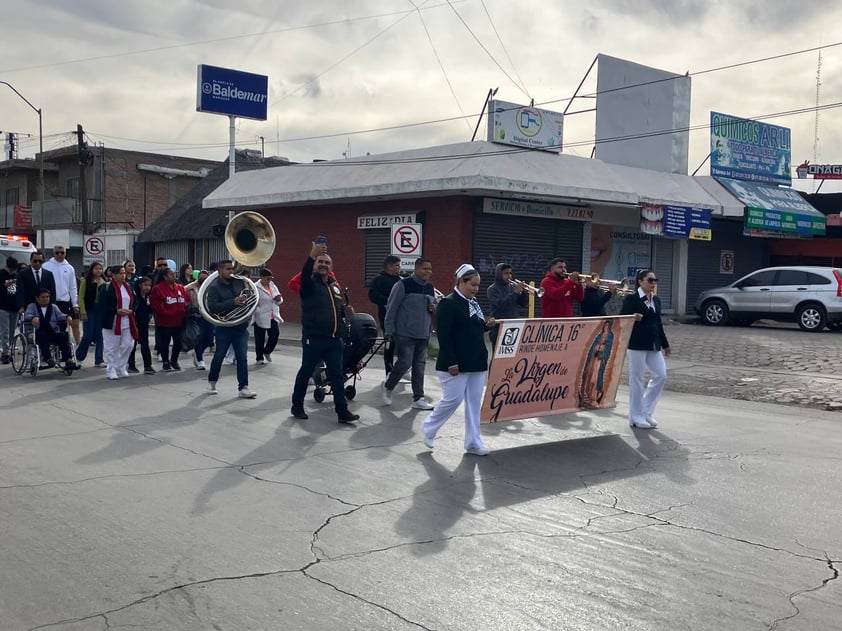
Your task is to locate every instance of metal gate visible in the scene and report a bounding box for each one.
[472,211,583,316]
[365,229,391,288]
[153,241,190,267]
[686,219,768,312]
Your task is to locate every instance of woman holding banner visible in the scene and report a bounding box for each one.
[620,269,670,429]
[421,264,496,456]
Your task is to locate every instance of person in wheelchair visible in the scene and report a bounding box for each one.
[24,288,77,370]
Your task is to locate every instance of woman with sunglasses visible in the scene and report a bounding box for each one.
[620,269,671,429]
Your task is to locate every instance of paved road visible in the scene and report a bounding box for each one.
[2,321,840,630]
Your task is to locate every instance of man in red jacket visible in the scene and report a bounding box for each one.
[539,258,584,318]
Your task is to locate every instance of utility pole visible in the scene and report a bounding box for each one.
[76,124,91,233]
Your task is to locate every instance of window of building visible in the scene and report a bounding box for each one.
[66,177,80,200]
[4,187,19,206]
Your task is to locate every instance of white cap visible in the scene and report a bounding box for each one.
[454,263,476,279]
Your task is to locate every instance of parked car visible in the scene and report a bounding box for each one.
[694,266,842,332]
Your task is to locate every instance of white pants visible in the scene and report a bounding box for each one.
[422,371,486,450]
[627,349,667,423]
[103,328,135,377]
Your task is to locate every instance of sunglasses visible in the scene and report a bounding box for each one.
[31,259,44,264]
[54,250,65,254]
[645,277,658,282]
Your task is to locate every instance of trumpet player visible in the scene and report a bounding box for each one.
[486,263,528,346]
[580,275,616,317]
[540,258,584,318]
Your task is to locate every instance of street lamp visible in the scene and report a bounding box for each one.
[0,80,43,246]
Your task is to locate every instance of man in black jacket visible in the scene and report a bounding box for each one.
[290,241,360,423]
[486,263,528,346]
[368,255,401,375]
[16,251,56,313]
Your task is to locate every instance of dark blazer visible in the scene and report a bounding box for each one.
[98,281,137,330]
[16,267,56,310]
[434,292,489,373]
[620,291,669,351]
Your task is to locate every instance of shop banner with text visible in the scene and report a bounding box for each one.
[481,316,635,424]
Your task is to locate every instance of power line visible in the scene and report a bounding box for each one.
[445,0,530,99]
[83,41,842,152]
[409,0,473,133]
[479,0,529,98]
[0,2,466,74]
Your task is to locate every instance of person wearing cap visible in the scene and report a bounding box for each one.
[253,268,283,364]
[420,263,496,456]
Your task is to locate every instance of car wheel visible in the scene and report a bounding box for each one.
[702,299,729,326]
[797,303,827,332]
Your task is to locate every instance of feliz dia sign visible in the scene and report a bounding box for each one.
[481,316,635,424]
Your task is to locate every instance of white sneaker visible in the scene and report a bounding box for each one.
[195,360,206,370]
[382,382,393,405]
[206,382,218,395]
[629,419,653,429]
[118,369,130,378]
[423,434,435,449]
[106,370,118,381]
[264,354,273,363]
[256,358,266,365]
[238,387,257,399]
[411,399,434,410]
[646,417,659,428]
[465,445,490,456]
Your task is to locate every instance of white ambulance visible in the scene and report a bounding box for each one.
[0,235,38,264]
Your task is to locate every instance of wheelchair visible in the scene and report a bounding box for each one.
[10,314,77,377]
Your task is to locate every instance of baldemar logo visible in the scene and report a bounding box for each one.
[202,82,267,103]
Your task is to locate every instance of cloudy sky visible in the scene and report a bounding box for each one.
[2,0,841,191]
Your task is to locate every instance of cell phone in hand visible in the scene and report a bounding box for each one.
[314,235,327,244]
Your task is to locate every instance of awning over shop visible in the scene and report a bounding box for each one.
[694,176,746,217]
[715,178,826,236]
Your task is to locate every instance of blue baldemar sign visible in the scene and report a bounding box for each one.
[197,65,268,121]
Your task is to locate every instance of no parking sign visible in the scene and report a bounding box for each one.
[391,223,423,272]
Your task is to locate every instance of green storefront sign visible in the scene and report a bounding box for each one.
[745,207,825,236]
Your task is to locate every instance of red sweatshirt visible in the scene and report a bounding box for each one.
[539,272,584,318]
[149,282,190,328]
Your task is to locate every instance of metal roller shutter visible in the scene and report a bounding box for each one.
[365,229,391,287]
[653,237,673,310]
[686,219,769,312]
[207,238,230,267]
[472,211,583,316]
[154,241,190,267]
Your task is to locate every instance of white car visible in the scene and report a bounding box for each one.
[694,266,842,332]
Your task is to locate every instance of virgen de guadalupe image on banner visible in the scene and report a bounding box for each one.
[481,316,635,424]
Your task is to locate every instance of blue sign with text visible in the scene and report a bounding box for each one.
[662,205,712,239]
[709,111,791,186]
[196,65,268,121]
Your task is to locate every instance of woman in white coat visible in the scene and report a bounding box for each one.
[253,268,283,364]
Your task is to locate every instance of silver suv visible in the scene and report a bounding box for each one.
[694,266,842,332]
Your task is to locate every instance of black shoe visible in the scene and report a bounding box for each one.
[171,362,181,371]
[144,367,156,375]
[0,355,9,364]
[45,358,56,368]
[291,407,309,420]
[127,366,139,374]
[337,410,360,424]
[162,362,172,372]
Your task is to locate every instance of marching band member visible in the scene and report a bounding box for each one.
[540,257,583,317]
[486,263,528,346]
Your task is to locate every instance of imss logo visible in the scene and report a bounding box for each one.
[497,327,520,356]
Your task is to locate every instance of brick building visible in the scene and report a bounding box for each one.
[0,144,220,269]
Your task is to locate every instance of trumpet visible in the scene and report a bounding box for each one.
[509,279,545,298]
[561,272,599,284]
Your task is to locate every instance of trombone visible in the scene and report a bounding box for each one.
[509,279,545,298]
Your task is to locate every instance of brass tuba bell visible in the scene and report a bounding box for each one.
[197,211,276,327]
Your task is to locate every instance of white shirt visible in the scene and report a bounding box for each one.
[116,284,131,331]
[43,257,78,306]
[253,280,283,328]
[637,287,656,311]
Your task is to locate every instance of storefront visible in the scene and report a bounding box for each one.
[202,141,732,321]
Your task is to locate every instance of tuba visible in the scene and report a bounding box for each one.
[197,211,276,327]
